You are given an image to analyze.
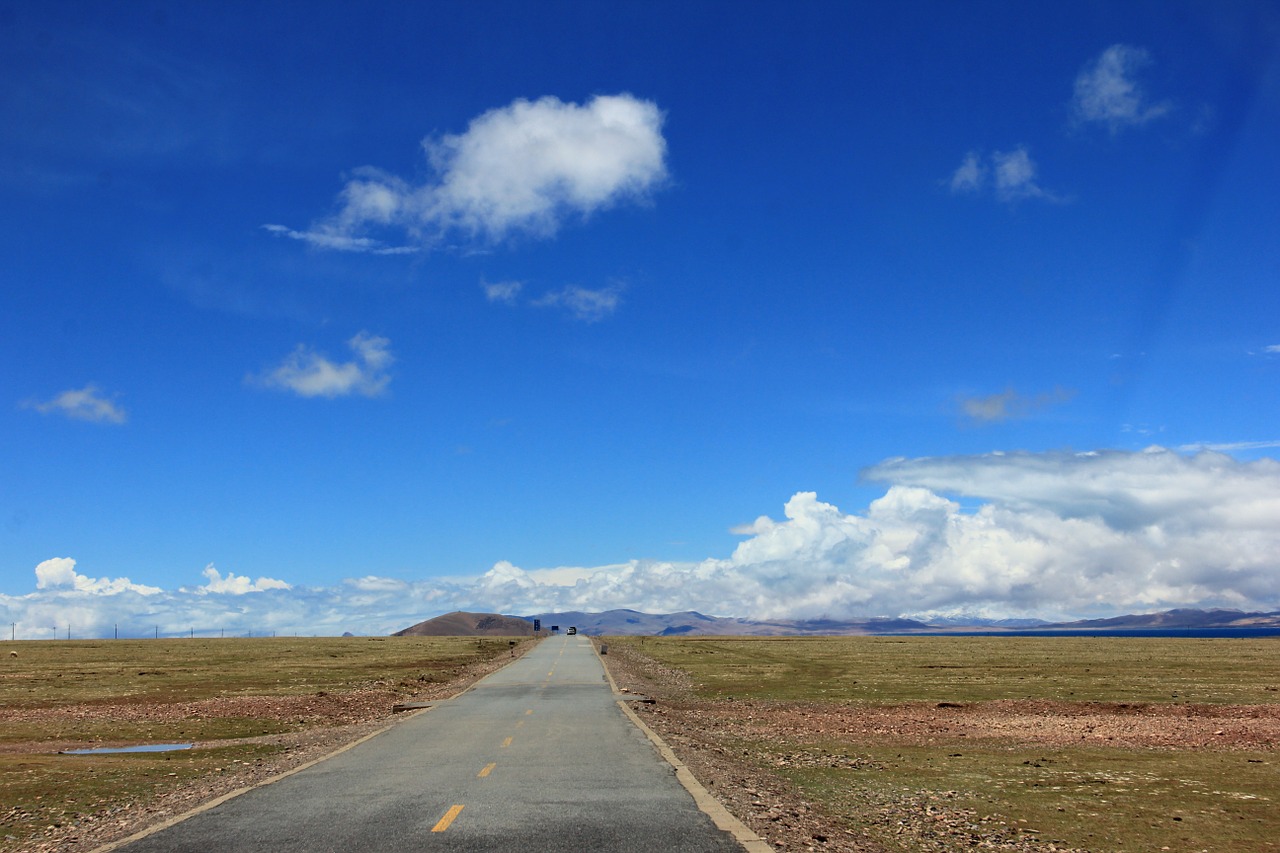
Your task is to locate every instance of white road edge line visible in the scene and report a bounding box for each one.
[596,641,774,853]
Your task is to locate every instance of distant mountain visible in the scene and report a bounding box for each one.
[528,608,933,636]
[394,610,534,637]
[922,616,1052,629]
[1046,608,1280,631]
[392,607,1280,638]
[526,608,1280,636]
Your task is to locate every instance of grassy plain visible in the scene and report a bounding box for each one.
[0,636,522,851]
[610,635,1280,852]
[619,634,1280,704]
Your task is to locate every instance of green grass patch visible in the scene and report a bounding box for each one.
[611,635,1280,703]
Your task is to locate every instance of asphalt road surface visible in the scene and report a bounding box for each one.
[112,634,749,852]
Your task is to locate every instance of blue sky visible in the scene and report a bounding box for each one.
[3,1,1279,636]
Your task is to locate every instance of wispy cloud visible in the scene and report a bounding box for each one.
[948,151,985,193]
[7,448,1279,635]
[958,386,1075,424]
[533,283,625,323]
[482,279,524,305]
[22,385,127,424]
[948,147,1060,203]
[267,94,667,253]
[1178,440,1280,453]
[1071,44,1173,132]
[261,223,418,256]
[992,148,1056,202]
[251,331,393,398]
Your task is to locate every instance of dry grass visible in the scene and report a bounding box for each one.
[619,634,1280,704]
[0,636,504,710]
[609,635,1280,852]
[0,636,526,852]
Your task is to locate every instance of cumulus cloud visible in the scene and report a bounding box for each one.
[267,94,667,253]
[34,557,161,595]
[465,449,1280,620]
[958,386,1075,424]
[533,283,625,322]
[23,385,127,424]
[1072,44,1172,132]
[252,331,392,398]
[947,147,1059,203]
[193,563,291,594]
[5,448,1278,637]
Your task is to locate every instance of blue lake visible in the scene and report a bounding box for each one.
[62,743,194,755]
[894,628,1280,638]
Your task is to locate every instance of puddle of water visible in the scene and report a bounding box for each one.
[61,743,194,755]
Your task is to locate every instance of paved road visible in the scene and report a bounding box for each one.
[115,634,747,852]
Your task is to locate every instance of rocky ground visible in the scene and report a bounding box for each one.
[7,642,1278,853]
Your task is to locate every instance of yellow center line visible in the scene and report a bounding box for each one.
[525,709,533,715]
[515,720,524,728]
[432,805,464,832]
[501,736,513,747]
[478,763,496,778]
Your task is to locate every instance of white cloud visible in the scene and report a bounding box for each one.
[193,563,291,594]
[948,151,986,193]
[1072,44,1173,132]
[23,385,127,424]
[252,331,392,398]
[533,283,625,322]
[268,94,667,253]
[34,557,161,595]
[482,279,523,305]
[1264,344,1280,354]
[947,147,1059,203]
[6,448,1278,636]
[1178,440,1280,453]
[261,223,418,256]
[991,147,1054,202]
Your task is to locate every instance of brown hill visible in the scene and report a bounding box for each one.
[393,611,534,637]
